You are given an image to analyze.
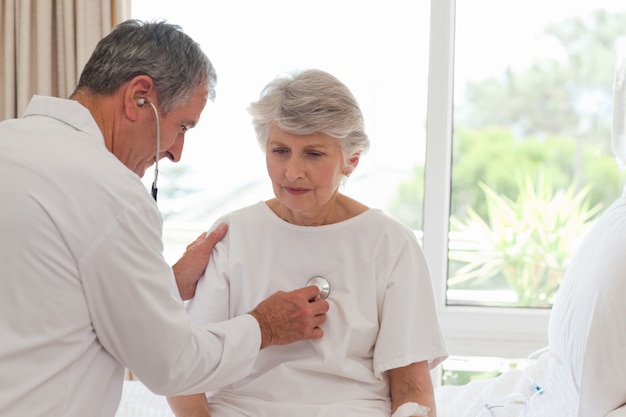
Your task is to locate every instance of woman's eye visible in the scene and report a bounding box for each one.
[272,148,288,154]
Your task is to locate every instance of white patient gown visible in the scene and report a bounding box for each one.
[187,202,448,417]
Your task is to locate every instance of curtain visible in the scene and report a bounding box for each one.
[0,0,131,120]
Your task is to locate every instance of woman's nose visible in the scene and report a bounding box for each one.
[285,156,305,180]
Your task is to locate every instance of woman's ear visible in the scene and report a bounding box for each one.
[349,153,361,169]
[345,153,361,176]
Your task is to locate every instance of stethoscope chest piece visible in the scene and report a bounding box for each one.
[306,276,330,300]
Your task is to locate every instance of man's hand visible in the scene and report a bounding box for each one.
[172,223,228,300]
[249,286,330,349]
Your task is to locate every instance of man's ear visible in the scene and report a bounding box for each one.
[125,75,155,121]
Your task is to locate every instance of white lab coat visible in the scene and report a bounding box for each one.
[0,96,261,417]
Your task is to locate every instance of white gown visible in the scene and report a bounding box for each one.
[188,201,449,417]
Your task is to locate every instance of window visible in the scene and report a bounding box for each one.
[427,0,626,358]
[132,0,626,362]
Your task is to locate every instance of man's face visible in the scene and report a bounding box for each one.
[132,87,208,178]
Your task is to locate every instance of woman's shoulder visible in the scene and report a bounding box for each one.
[361,206,411,227]
[215,201,268,223]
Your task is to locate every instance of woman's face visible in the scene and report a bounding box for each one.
[266,124,355,225]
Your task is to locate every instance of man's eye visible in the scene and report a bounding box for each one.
[180,125,188,132]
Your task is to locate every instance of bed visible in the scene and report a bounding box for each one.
[435,349,576,417]
[436,194,626,417]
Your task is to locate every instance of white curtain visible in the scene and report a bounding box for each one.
[0,0,131,120]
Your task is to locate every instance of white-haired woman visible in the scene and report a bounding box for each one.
[167,69,448,417]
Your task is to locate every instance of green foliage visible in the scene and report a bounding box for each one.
[387,127,624,230]
[450,127,623,221]
[442,369,501,386]
[448,175,603,307]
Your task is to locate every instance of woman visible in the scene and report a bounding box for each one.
[167,69,448,417]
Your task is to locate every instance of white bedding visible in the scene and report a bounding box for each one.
[436,351,578,417]
[115,351,578,417]
[115,383,173,417]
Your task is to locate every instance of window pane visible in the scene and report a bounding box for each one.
[131,1,430,263]
[447,1,626,308]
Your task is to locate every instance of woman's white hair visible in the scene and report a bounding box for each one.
[248,69,370,165]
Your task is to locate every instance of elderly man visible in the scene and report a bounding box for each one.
[0,19,328,417]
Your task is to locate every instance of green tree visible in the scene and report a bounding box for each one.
[460,10,626,145]
[450,127,623,221]
[388,127,623,229]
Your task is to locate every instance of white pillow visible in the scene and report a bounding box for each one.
[548,194,626,417]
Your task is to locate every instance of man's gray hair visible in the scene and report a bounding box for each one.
[73,19,216,114]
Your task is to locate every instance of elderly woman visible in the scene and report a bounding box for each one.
[167,69,448,417]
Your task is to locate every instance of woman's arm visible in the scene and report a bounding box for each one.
[389,360,437,417]
[166,393,211,417]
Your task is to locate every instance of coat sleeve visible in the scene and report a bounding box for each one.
[79,202,260,396]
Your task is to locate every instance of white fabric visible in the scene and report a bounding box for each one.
[114,351,579,417]
[435,351,578,417]
[607,405,626,417]
[548,192,626,417]
[391,402,430,417]
[186,202,448,416]
[0,96,261,417]
[116,382,175,417]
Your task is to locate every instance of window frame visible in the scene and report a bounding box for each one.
[423,0,550,358]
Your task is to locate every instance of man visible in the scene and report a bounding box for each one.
[0,19,328,417]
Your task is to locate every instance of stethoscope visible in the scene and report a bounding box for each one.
[306,276,330,300]
[137,97,160,202]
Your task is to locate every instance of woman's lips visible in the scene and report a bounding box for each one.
[284,186,309,195]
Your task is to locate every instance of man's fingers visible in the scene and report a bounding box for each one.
[173,223,228,301]
[310,326,324,339]
[196,223,228,249]
[291,285,330,319]
[294,285,328,303]
[205,223,228,242]
[250,287,330,348]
